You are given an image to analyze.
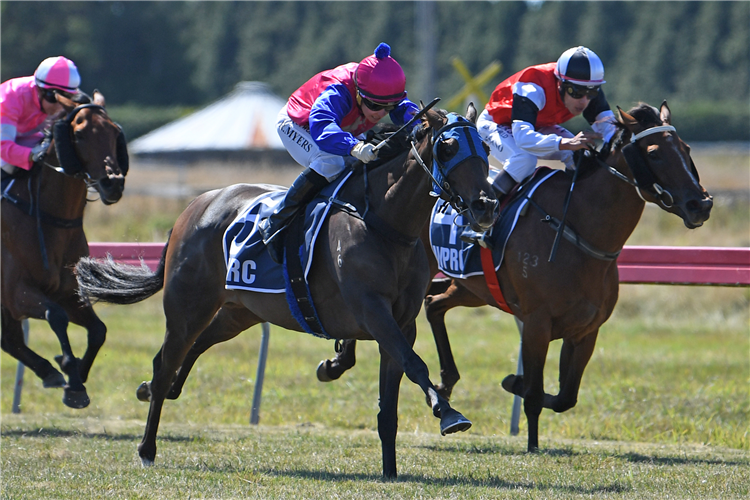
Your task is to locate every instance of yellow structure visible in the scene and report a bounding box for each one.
[445,58,502,111]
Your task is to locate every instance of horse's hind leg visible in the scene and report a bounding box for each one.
[138,282,225,465]
[424,279,487,402]
[545,330,599,413]
[1,309,65,388]
[166,305,261,400]
[316,339,357,382]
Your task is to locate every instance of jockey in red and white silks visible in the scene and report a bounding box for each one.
[478,46,617,193]
[1,56,81,174]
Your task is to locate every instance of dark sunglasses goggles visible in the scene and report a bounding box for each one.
[562,82,600,100]
[359,93,402,112]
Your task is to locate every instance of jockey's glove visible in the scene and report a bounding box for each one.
[351,141,378,163]
[31,142,48,163]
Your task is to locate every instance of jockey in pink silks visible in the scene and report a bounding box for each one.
[1,56,81,175]
[258,42,420,263]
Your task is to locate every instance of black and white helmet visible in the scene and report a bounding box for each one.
[555,46,606,86]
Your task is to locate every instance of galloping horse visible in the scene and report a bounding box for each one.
[316,101,713,452]
[74,106,499,478]
[1,91,128,409]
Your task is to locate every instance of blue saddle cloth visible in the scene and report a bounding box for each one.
[223,171,353,293]
[429,167,560,278]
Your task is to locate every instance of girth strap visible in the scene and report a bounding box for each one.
[479,247,514,314]
[284,215,330,339]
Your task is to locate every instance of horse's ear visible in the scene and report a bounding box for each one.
[56,93,76,112]
[617,106,639,128]
[466,102,477,124]
[424,109,445,131]
[93,89,106,107]
[659,100,671,125]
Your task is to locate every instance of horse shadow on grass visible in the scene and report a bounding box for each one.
[0,427,196,444]
[261,468,631,495]
[420,441,749,467]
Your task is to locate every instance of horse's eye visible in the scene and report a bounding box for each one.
[646,146,660,160]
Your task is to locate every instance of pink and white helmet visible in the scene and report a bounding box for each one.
[355,43,407,103]
[554,46,606,86]
[34,56,81,93]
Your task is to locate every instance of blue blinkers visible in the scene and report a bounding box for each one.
[431,113,488,196]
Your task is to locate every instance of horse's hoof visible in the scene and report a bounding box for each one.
[136,381,151,402]
[316,360,333,382]
[42,371,66,388]
[440,409,472,435]
[140,457,154,467]
[501,374,522,396]
[62,388,90,409]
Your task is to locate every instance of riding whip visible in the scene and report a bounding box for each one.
[372,97,441,152]
[548,149,588,263]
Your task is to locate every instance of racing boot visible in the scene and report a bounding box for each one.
[459,169,517,249]
[258,168,329,264]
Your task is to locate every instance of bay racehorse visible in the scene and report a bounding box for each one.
[315,101,713,452]
[74,105,499,478]
[1,90,128,409]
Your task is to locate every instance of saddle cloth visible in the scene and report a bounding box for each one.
[222,171,353,293]
[429,167,560,279]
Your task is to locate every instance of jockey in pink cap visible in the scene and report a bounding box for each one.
[1,56,81,175]
[259,43,420,263]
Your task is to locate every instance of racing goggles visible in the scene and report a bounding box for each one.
[42,89,58,104]
[360,93,401,112]
[562,82,600,100]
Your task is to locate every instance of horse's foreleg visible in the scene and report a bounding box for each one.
[519,315,552,452]
[370,314,471,438]
[376,344,403,479]
[316,339,357,382]
[167,306,259,400]
[1,311,65,388]
[45,303,89,409]
[424,280,486,402]
[65,300,107,384]
[545,330,599,413]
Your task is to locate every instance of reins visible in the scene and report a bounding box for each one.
[530,120,682,262]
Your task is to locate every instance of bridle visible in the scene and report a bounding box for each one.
[409,113,489,217]
[599,123,680,209]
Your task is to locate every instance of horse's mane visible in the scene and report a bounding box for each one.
[605,102,662,158]
[627,102,661,128]
[361,108,448,169]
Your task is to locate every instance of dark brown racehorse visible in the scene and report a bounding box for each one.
[74,106,499,478]
[316,101,713,452]
[1,91,128,409]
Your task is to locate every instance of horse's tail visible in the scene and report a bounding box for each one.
[76,237,169,305]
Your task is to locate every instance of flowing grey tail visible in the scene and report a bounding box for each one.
[75,245,167,305]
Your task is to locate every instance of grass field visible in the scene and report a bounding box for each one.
[1,146,748,498]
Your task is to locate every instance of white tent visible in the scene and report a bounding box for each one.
[130,81,286,154]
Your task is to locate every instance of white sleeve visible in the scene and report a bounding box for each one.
[591,110,617,143]
[511,120,563,156]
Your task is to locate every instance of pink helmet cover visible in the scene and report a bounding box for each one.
[34,56,81,93]
[355,43,407,103]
